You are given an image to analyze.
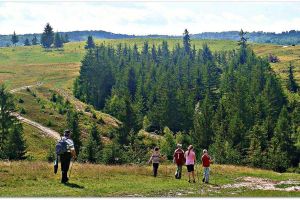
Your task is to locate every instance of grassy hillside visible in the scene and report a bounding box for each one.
[0,161,299,197]
[0,38,299,160]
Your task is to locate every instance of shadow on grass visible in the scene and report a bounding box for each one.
[63,182,85,189]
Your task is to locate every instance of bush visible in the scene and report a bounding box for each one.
[26,87,31,92]
[47,120,53,127]
[102,141,127,164]
[18,98,24,103]
[20,108,26,114]
[47,146,56,162]
[85,106,91,112]
[97,117,105,124]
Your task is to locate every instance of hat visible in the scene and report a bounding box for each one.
[203,149,208,153]
[177,144,182,148]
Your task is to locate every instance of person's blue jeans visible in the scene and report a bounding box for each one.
[203,167,210,183]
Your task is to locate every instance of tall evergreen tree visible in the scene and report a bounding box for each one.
[0,85,26,159]
[287,63,299,93]
[6,123,26,160]
[183,29,191,54]
[85,35,95,49]
[41,23,54,48]
[24,38,30,46]
[32,35,38,45]
[67,110,82,155]
[11,31,19,46]
[54,32,63,48]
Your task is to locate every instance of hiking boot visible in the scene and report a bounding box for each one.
[193,180,196,183]
[188,180,191,183]
[202,178,205,183]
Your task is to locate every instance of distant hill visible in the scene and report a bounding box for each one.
[1,29,300,47]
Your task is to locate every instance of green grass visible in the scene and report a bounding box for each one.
[22,124,55,161]
[0,162,299,197]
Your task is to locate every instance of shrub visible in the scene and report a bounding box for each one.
[20,108,26,114]
[47,120,53,127]
[18,98,24,103]
[47,145,56,162]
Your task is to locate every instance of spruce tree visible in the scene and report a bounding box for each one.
[32,35,38,45]
[183,29,191,54]
[24,38,30,46]
[0,85,26,159]
[128,67,137,100]
[6,123,26,160]
[287,63,299,93]
[54,32,63,48]
[67,110,82,155]
[11,31,19,46]
[85,36,95,49]
[41,23,54,48]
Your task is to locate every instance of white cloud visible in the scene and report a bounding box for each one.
[0,2,299,35]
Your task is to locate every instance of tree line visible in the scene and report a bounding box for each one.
[74,30,300,172]
[10,23,69,48]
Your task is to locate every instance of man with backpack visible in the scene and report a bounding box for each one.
[173,144,185,179]
[55,130,77,183]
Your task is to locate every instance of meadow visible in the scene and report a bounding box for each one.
[0,161,299,197]
[0,38,300,196]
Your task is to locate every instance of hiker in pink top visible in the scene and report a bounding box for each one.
[185,145,196,183]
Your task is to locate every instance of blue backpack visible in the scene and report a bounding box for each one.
[56,138,68,155]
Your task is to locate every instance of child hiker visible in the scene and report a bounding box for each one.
[201,149,212,184]
[185,145,196,183]
[148,147,161,177]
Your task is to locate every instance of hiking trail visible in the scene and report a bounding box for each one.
[9,82,60,140]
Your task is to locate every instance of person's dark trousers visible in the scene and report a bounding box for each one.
[60,152,72,183]
[153,163,159,177]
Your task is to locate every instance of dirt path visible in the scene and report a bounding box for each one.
[55,88,121,128]
[219,176,300,192]
[11,112,60,140]
[10,82,43,93]
[8,82,60,140]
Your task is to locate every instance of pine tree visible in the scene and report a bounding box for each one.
[41,23,54,48]
[54,32,63,48]
[128,67,137,100]
[267,106,292,172]
[64,34,70,43]
[11,31,19,46]
[85,35,95,49]
[160,127,176,160]
[6,123,26,160]
[0,85,26,159]
[31,35,38,45]
[67,110,81,155]
[287,63,299,93]
[183,29,191,54]
[247,124,266,168]
[24,38,30,46]
[41,23,54,49]
[84,123,103,163]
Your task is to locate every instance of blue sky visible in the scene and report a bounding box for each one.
[0,1,300,35]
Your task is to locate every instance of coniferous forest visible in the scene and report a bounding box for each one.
[74,30,300,172]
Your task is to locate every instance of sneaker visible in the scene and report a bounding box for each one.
[202,178,205,183]
[188,180,191,183]
[193,180,196,183]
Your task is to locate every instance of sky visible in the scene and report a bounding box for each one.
[0,1,300,35]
